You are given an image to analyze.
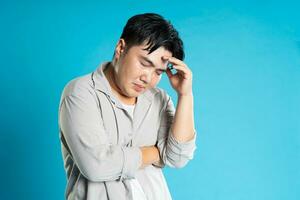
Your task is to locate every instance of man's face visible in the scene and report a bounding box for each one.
[113,41,172,98]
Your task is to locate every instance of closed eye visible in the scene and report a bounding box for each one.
[156,70,164,75]
[140,61,151,67]
[139,56,166,74]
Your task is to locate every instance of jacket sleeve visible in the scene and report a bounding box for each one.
[59,93,142,182]
[155,93,197,168]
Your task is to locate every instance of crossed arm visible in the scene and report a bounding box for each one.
[59,91,196,182]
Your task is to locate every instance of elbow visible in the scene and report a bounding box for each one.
[77,160,121,182]
[81,168,120,182]
[79,166,106,182]
[162,146,195,169]
[81,168,103,182]
[81,169,100,182]
[166,157,190,168]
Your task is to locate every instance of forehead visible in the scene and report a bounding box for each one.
[129,43,172,58]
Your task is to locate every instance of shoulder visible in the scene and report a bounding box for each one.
[147,87,172,108]
[62,73,94,96]
[59,73,96,106]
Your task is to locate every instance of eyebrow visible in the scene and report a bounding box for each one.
[140,56,167,72]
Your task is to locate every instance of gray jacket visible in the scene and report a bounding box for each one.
[58,62,197,199]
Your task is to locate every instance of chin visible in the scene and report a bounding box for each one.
[123,88,137,97]
[130,89,144,97]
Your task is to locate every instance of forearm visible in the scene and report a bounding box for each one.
[139,146,160,169]
[171,93,195,142]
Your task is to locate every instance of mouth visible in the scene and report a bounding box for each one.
[133,83,145,92]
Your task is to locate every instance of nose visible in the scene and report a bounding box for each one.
[140,69,152,84]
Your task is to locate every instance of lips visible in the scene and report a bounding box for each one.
[134,83,145,89]
[133,83,145,92]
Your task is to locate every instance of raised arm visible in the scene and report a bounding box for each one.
[154,56,197,168]
[155,92,197,168]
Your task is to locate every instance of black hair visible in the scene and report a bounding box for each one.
[119,13,185,60]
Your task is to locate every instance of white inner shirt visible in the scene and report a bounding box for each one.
[121,102,172,200]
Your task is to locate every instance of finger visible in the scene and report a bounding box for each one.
[163,56,191,77]
[168,63,190,75]
[162,55,171,61]
[166,67,173,77]
[165,57,191,75]
[166,57,187,68]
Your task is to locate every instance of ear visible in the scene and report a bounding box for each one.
[114,38,126,60]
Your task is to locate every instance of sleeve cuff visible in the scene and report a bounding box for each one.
[168,130,197,159]
[119,146,142,180]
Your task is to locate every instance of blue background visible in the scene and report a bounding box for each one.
[1,1,300,199]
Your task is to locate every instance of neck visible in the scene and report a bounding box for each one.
[104,62,137,105]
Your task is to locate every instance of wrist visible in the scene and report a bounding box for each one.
[178,91,193,98]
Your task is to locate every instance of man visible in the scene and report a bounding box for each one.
[59,13,197,200]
